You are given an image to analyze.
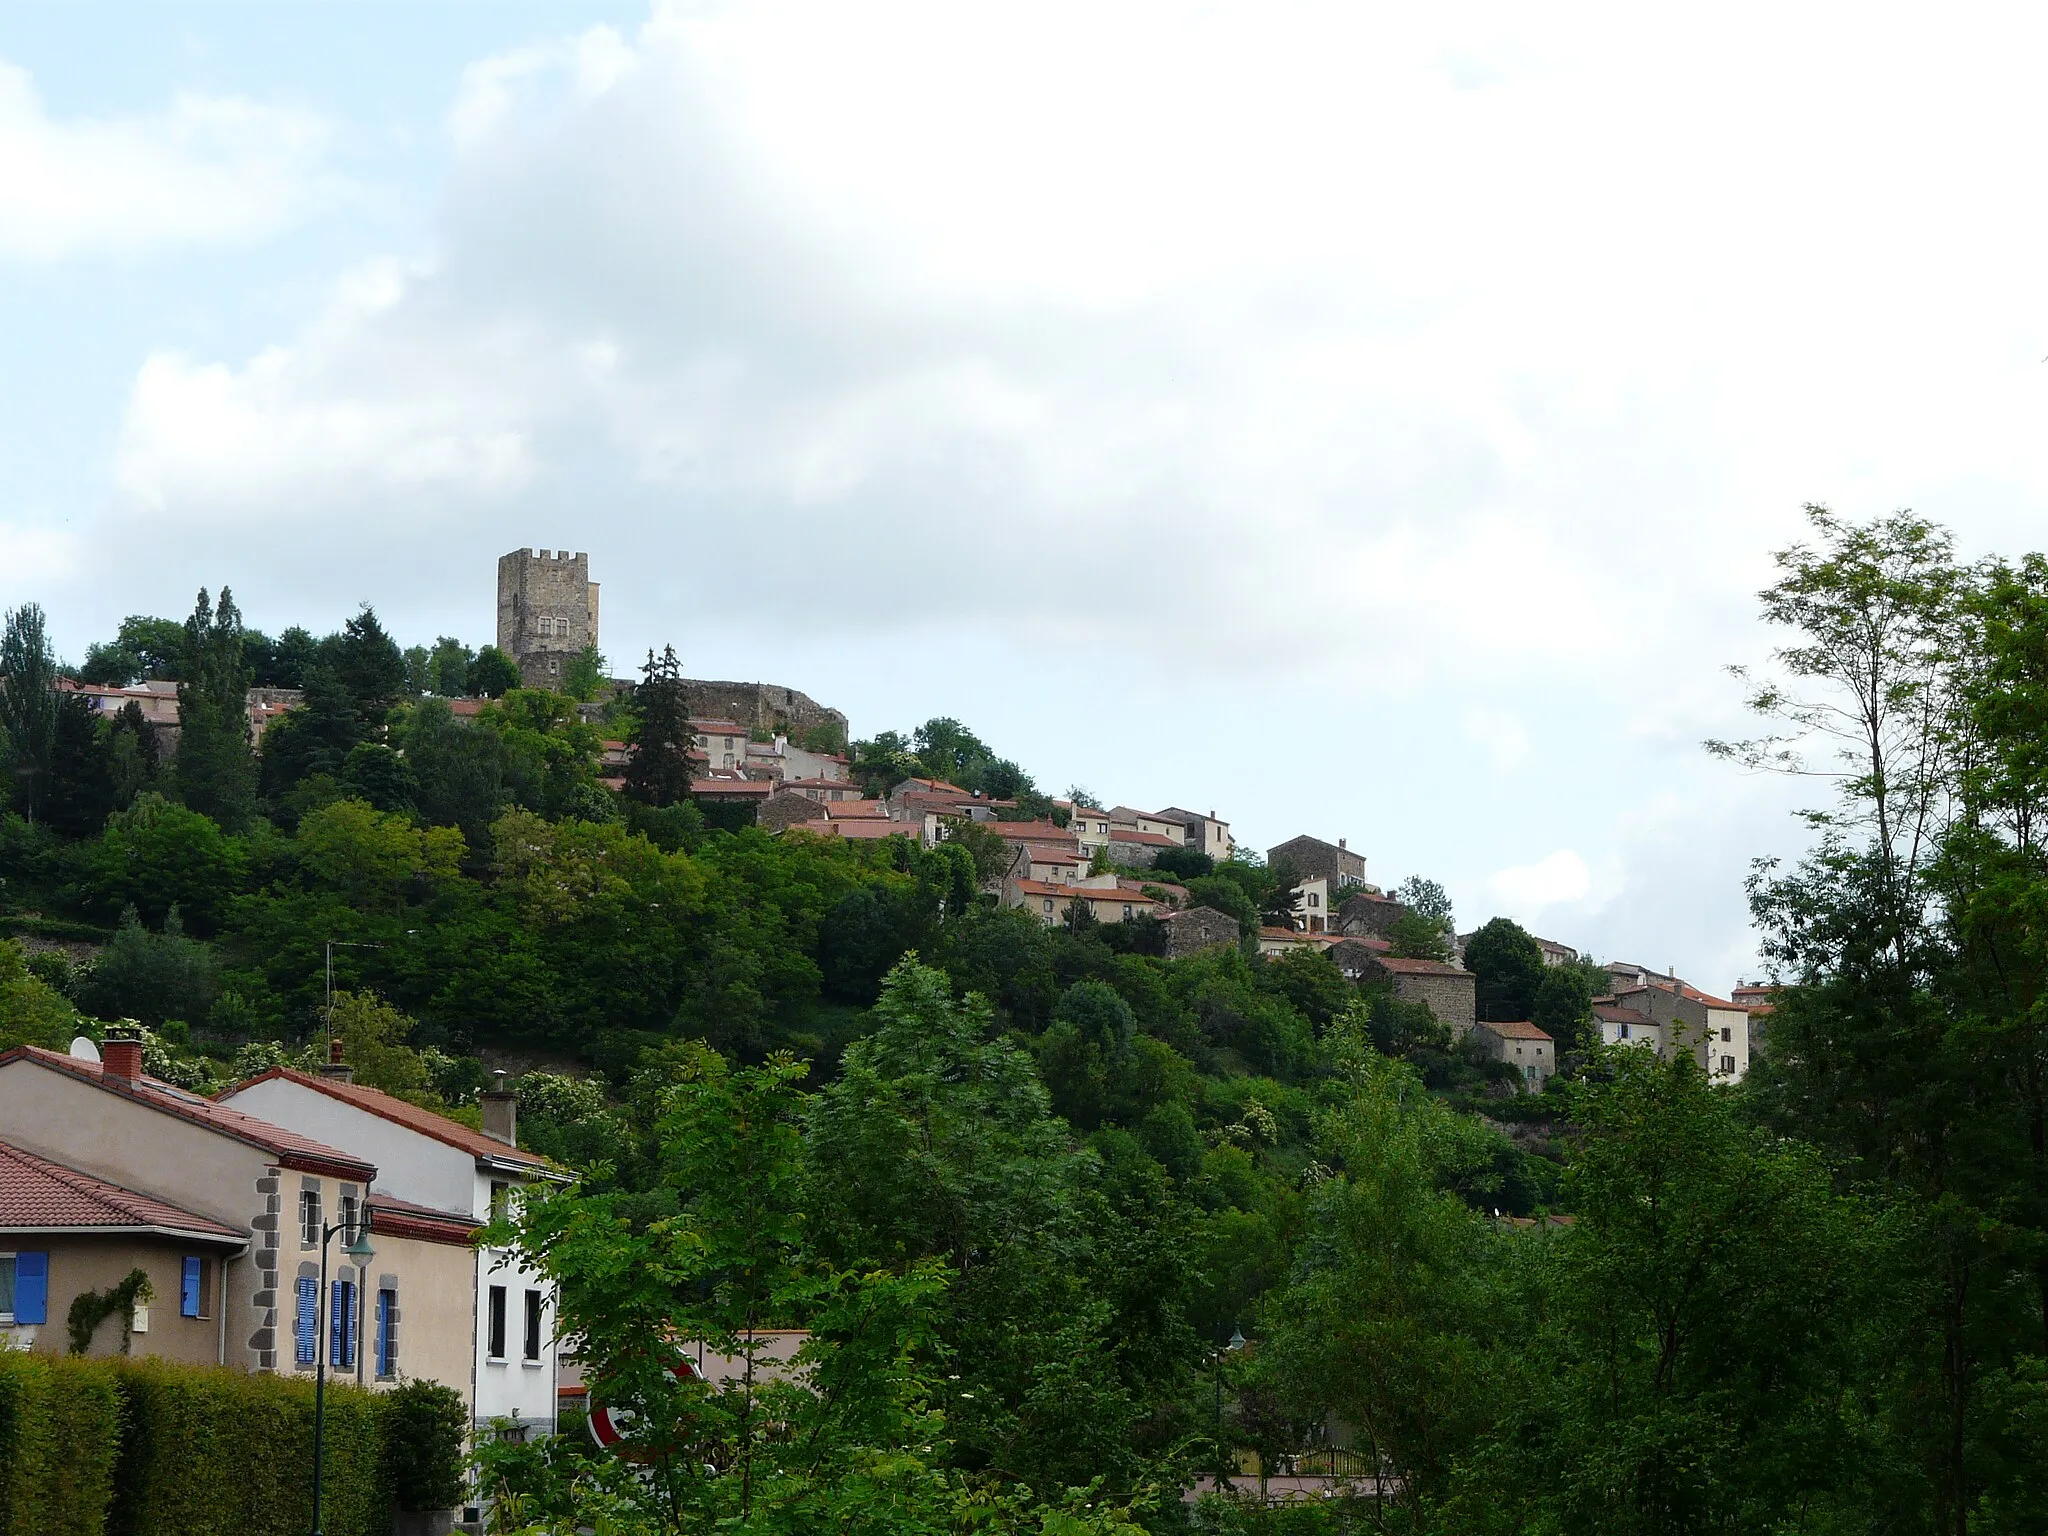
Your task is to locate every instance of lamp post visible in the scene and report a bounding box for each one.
[311,1205,375,1536]
[1214,1324,1245,1490]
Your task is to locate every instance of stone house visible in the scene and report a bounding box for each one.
[1326,934,1392,981]
[1534,936,1579,967]
[689,718,750,773]
[1162,906,1241,958]
[1471,1020,1555,1091]
[1154,807,1234,861]
[0,1042,385,1382]
[1005,879,1160,927]
[1593,1001,1661,1051]
[1006,842,1087,886]
[1604,982,1752,1083]
[219,1061,568,1437]
[0,1136,246,1364]
[758,790,829,832]
[1334,891,1407,940]
[1357,956,1478,1038]
[1266,835,1369,892]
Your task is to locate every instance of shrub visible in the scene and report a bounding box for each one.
[381,1380,469,1512]
[109,1358,388,1536]
[0,1352,122,1536]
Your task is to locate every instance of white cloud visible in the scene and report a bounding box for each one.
[1486,850,1593,914]
[1464,708,1531,773]
[0,60,339,261]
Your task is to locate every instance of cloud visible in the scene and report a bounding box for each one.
[0,60,340,262]
[1486,850,1592,914]
[1463,708,1531,772]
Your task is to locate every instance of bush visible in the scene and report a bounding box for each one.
[0,1352,122,1536]
[109,1358,388,1536]
[381,1380,469,1512]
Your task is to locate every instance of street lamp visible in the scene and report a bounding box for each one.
[1215,1324,1246,1490]
[311,1204,375,1536]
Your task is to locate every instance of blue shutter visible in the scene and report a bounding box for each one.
[295,1277,318,1364]
[330,1281,346,1366]
[344,1281,357,1367]
[376,1289,394,1376]
[13,1252,47,1325]
[180,1257,202,1318]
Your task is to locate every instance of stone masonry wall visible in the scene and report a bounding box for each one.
[497,548,597,689]
[681,679,849,743]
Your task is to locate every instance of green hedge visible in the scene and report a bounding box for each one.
[0,1353,467,1536]
[0,1354,122,1536]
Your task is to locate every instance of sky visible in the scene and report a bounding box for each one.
[6,2,2048,990]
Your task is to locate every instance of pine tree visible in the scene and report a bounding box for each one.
[624,645,693,807]
[172,587,257,830]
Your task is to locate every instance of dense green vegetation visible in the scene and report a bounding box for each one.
[8,503,2048,1533]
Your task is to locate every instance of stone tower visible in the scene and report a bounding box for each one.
[496,548,600,688]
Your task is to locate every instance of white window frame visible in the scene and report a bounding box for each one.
[0,1250,16,1324]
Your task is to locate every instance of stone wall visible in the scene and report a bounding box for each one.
[1163,906,1241,958]
[680,679,849,743]
[1102,839,1159,870]
[1336,892,1406,939]
[758,790,828,832]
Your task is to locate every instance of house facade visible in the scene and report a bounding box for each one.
[1472,1020,1555,1091]
[1267,835,1368,892]
[1358,956,1478,1038]
[1154,807,1234,861]
[219,1064,567,1436]
[0,1042,382,1382]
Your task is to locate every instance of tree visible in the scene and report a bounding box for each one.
[0,938,75,1052]
[625,646,693,808]
[469,645,519,699]
[1530,964,1595,1053]
[427,636,472,697]
[258,662,362,799]
[1390,875,1456,959]
[72,905,219,1029]
[295,797,463,914]
[1152,845,1214,882]
[0,602,60,822]
[329,604,407,724]
[402,644,433,699]
[172,587,257,830]
[1464,917,1545,1022]
[40,690,112,837]
[321,989,436,1103]
[269,625,320,689]
[80,791,245,933]
[562,643,610,702]
[78,614,184,686]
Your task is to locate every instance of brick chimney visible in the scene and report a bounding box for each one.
[317,1037,354,1084]
[480,1071,518,1148]
[102,1034,143,1084]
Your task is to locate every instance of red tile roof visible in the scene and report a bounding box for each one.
[817,819,918,840]
[0,1138,244,1241]
[1012,880,1157,906]
[1370,956,1473,977]
[691,778,774,797]
[366,1191,482,1247]
[823,799,891,818]
[1109,829,1179,847]
[1023,845,1084,865]
[1593,1003,1654,1025]
[1478,1019,1553,1042]
[0,1047,374,1181]
[220,1068,555,1173]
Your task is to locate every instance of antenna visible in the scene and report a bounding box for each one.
[69,1036,102,1064]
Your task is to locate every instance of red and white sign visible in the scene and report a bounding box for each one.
[587,1358,702,1451]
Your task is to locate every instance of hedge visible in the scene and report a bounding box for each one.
[0,1354,122,1536]
[0,1353,466,1536]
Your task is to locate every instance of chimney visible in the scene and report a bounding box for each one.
[1338,838,1347,851]
[318,1037,354,1084]
[480,1071,518,1148]
[103,1033,143,1084]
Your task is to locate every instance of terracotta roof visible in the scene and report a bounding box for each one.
[1371,956,1472,977]
[823,799,891,818]
[1023,845,1084,864]
[1258,926,1331,944]
[367,1191,481,1247]
[1108,829,1179,847]
[1329,934,1392,953]
[1593,1003,1654,1025]
[0,1138,244,1242]
[0,1047,374,1182]
[980,820,1074,842]
[1012,880,1157,906]
[1478,1019,1553,1042]
[220,1067,554,1173]
[691,778,774,797]
[817,819,918,840]
[688,719,747,734]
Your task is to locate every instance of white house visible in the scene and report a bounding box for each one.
[219,1060,569,1438]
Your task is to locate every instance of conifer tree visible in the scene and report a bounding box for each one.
[173,587,256,830]
[624,645,693,807]
[0,603,59,822]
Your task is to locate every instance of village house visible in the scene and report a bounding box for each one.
[1334,890,1406,940]
[0,1136,247,1363]
[1471,1020,1556,1091]
[1161,906,1241,958]
[1005,875,1161,927]
[1267,835,1369,894]
[1153,807,1235,861]
[1008,842,1088,886]
[1325,934,1392,981]
[1534,936,1580,967]
[0,1041,452,1393]
[689,718,750,773]
[1357,955,1478,1038]
[1595,981,1753,1083]
[219,1055,568,1437]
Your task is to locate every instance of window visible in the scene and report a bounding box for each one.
[1720,1027,1732,1042]
[1618,1023,1631,1040]
[180,1256,206,1319]
[1122,904,1133,919]
[295,1277,319,1365]
[523,1289,542,1361]
[376,1289,397,1377]
[0,1253,46,1325]
[487,1285,508,1360]
[1721,1055,1736,1075]
[1042,899,1053,913]
[1308,892,1319,907]
[339,1194,358,1243]
[1525,1065,1537,1082]
[301,1190,321,1247]
[330,1278,357,1369]
[490,1181,510,1220]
